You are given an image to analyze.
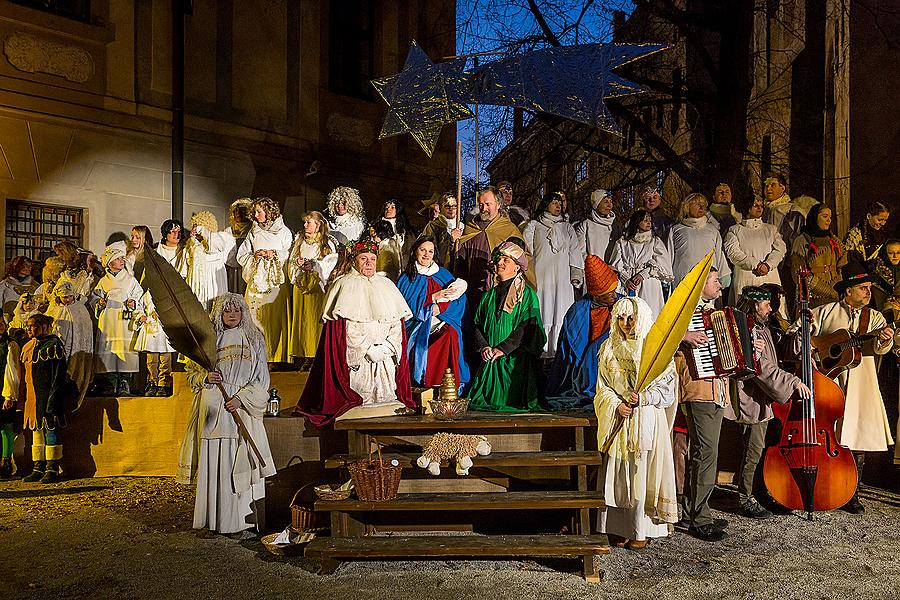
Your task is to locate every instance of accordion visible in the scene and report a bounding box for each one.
[685,307,760,380]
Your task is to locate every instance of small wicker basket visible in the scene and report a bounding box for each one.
[347,439,402,502]
[290,485,328,532]
[314,483,353,501]
[261,531,315,557]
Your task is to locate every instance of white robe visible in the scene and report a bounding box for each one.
[0,275,34,314]
[796,302,895,451]
[46,299,93,408]
[723,218,786,305]
[523,214,582,357]
[667,218,731,287]
[186,226,230,310]
[91,269,143,373]
[134,291,175,353]
[179,326,276,533]
[287,237,339,291]
[608,233,673,318]
[156,243,189,278]
[237,217,293,331]
[575,211,618,264]
[328,213,366,245]
[594,334,678,541]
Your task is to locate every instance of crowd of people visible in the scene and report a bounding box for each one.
[1,176,898,544]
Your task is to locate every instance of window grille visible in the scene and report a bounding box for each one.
[5,200,84,262]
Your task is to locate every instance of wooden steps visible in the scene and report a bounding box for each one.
[315,491,605,512]
[333,413,593,431]
[324,450,603,469]
[304,534,611,558]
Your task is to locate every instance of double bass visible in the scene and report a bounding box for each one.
[762,268,858,519]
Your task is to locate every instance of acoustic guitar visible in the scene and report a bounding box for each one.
[811,317,898,378]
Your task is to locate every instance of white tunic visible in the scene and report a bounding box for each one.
[522,214,582,356]
[156,243,188,278]
[91,269,143,373]
[575,211,618,263]
[134,291,176,353]
[180,326,276,533]
[186,226,229,310]
[667,218,731,287]
[608,232,673,318]
[328,213,366,245]
[797,302,895,451]
[237,217,293,328]
[723,218,786,304]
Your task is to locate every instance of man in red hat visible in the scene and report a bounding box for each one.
[793,261,897,513]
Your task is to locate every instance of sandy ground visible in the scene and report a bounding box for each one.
[2,476,900,600]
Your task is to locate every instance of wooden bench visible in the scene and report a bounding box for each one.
[305,413,609,581]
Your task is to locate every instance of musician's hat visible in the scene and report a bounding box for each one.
[834,261,873,295]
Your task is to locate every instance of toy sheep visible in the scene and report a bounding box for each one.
[416,432,492,476]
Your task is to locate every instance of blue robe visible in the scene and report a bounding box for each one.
[397,268,469,390]
[544,298,613,411]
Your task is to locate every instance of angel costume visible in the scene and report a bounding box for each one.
[177,294,275,534]
[594,297,678,542]
[91,243,143,375]
[287,234,338,360]
[326,186,367,245]
[237,216,293,363]
[723,218,786,306]
[186,214,230,310]
[523,213,583,357]
[295,257,415,425]
[46,283,93,408]
[609,230,673,318]
[134,290,175,394]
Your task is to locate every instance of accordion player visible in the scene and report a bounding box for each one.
[685,307,760,380]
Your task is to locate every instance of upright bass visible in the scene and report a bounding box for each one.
[762,268,858,519]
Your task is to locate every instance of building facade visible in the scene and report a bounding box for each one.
[0,0,456,261]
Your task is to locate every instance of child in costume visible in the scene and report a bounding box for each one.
[21,313,69,483]
[0,316,21,478]
[134,287,176,397]
[46,282,93,408]
[91,242,143,396]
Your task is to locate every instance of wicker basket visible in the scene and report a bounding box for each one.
[290,485,328,532]
[261,531,315,557]
[314,483,353,501]
[347,439,402,502]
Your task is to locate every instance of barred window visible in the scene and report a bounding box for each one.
[5,200,84,262]
[11,0,91,23]
[574,159,588,184]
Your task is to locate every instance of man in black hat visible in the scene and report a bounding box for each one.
[726,286,810,519]
[791,261,897,513]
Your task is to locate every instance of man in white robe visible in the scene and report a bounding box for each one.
[791,262,896,513]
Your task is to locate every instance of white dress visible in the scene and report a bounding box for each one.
[723,218,786,304]
[91,269,143,373]
[523,213,582,357]
[237,217,293,362]
[667,217,731,287]
[179,326,276,533]
[186,226,230,310]
[608,232,673,318]
[156,243,189,278]
[134,291,176,353]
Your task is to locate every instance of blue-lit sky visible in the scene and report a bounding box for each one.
[454,0,632,185]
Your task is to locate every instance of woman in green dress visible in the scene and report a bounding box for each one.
[466,240,546,412]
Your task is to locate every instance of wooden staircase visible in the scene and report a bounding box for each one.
[304,413,609,581]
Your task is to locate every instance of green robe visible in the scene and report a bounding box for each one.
[466,282,546,412]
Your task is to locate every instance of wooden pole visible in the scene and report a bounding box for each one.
[456,141,463,205]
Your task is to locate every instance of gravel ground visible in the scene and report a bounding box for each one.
[2,477,900,599]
